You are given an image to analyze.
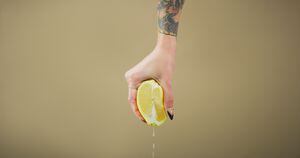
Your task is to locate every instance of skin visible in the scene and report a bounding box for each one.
[125,0,185,123]
[157,0,185,36]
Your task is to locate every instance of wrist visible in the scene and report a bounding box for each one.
[155,33,177,53]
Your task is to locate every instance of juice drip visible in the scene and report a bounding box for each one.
[152,127,155,158]
[152,127,155,137]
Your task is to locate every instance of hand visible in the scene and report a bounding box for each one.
[125,35,176,123]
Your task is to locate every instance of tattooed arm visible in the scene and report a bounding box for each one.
[125,0,185,123]
[157,0,185,36]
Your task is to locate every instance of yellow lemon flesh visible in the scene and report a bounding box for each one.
[137,79,167,126]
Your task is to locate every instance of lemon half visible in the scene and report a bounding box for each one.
[137,79,167,126]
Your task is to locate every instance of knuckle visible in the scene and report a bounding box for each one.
[124,71,130,80]
[125,71,139,83]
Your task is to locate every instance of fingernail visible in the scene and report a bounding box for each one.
[167,108,174,120]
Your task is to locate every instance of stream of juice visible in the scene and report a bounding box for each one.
[152,127,155,158]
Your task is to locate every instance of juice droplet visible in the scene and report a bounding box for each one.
[152,127,155,158]
[152,127,155,137]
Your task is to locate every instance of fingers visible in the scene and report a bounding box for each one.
[160,79,175,120]
[125,71,146,123]
[127,88,146,123]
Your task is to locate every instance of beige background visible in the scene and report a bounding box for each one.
[1,0,300,158]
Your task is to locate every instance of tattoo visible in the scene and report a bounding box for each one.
[157,0,185,36]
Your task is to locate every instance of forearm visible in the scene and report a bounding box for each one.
[157,0,185,37]
[156,0,185,52]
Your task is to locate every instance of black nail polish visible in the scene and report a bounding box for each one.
[167,111,174,120]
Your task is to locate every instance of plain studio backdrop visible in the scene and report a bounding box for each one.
[1,0,300,158]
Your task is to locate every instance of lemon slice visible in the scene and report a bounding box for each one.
[137,79,167,126]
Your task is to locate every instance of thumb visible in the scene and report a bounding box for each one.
[160,80,175,120]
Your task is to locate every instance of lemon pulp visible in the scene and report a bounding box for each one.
[137,79,167,126]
